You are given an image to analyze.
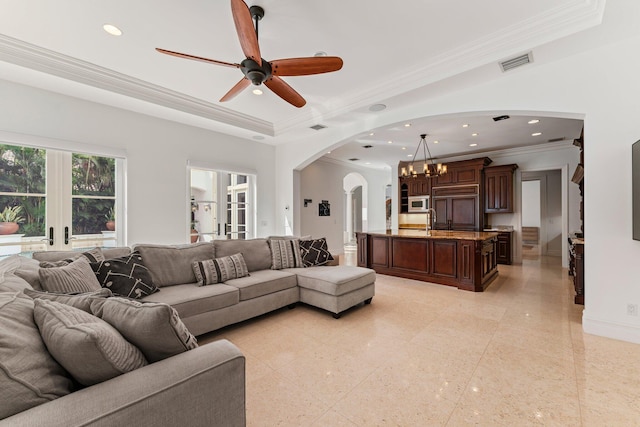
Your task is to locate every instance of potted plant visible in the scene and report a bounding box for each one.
[0,205,25,235]
[105,207,115,231]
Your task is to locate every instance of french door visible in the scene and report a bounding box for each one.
[189,167,254,242]
[0,143,124,256]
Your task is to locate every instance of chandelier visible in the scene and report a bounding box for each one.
[400,134,447,178]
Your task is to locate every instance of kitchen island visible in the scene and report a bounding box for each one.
[356,229,499,292]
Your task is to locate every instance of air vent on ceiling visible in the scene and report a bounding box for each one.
[493,115,510,122]
[548,137,565,143]
[499,52,533,72]
[310,124,327,131]
[348,158,359,162]
[362,145,373,149]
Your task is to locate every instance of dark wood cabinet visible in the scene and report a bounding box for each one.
[433,157,491,187]
[400,175,430,196]
[496,231,512,265]
[356,233,368,267]
[569,238,584,304]
[399,181,409,213]
[484,164,517,213]
[432,185,480,231]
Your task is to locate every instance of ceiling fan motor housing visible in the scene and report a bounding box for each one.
[241,58,272,85]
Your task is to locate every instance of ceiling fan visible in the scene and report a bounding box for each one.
[156,0,343,108]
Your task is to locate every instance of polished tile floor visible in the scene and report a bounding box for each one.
[199,256,640,426]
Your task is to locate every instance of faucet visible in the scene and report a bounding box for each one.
[426,208,437,234]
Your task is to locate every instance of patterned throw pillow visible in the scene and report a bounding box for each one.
[38,257,102,294]
[90,252,158,299]
[268,239,303,269]
[90,297,198,363]
[33,299,148,387]
[192,253,249,286]
[299,237,335,267]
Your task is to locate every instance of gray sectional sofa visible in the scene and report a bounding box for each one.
[0,237,375,425]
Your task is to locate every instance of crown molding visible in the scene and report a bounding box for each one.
[0,34,275,136]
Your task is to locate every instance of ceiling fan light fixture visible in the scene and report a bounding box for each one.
[314,51,328,57]
[252,88,263,95]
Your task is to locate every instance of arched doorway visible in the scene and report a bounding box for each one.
[343,172,368,246]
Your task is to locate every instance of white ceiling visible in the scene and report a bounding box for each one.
[0,0,607,167]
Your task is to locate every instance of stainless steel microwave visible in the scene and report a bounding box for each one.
[408,196,430,212]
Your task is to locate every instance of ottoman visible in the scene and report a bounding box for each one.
[291,266,375,318]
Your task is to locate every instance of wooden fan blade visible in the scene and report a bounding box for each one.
[271,57,343,76]
[264,76,306,108]
[156,48,240,68]
[220,78,251,102]
[230,0,261,65]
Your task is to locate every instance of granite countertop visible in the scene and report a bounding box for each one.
[366,229,499,241]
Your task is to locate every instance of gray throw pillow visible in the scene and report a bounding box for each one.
[38,257,102,294]
[33,299,148,386]
[0,293,73,420]
[91,297,198,363]
[37,247,106,268]
[268,239,303,269]
[192,253,249,286]
[23,288,113,313]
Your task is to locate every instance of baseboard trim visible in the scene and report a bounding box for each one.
[582,312,640,344]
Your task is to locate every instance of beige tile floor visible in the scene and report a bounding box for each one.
[199,255,640,426]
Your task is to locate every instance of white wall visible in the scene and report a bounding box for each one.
[299,159,390,254]
[522,180,541,227]
[0,80,277,245]
[276,29,640,342]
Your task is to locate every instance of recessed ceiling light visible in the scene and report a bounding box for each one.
[462,124,469,128]
[365,162,371,165]
[369,132,374,136]
[407,154,413,157]
[404,123,411,127]
[469,143,478,147]
[387,140,393,144]
[433,140,439,144]
[532,132,542,136]
[402,147,406,150]
[472,133,478,136]
[103,24,122,36]
[252,89,263,95]
[369,104,387,112]
[326,151,331,154]
[528,119,540,124]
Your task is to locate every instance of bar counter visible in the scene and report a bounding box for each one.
[356,230,499,292]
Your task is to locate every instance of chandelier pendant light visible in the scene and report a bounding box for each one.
[400,134,447,178]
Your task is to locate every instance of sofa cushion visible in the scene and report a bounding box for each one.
[91,297,198,363]
[33,299,148,387]
[12,256,43,290]
[23,288,113,313]
[268,239,303,269]
[135,243,215,287]
[214,238,272,272]
[225,269,298,301]
[0,292,73,420]
[38,257,102,294]
[142,283,240,319]
[287,266,376,296]
[299,237,335,267]
[90,251,158,298]
[0,267,33,292]
[192,253,249,286]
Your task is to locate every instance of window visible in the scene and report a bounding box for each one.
[189,167,255,242]
[0,142,124,257]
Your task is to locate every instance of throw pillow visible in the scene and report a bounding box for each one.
[13,256,44,290]
[23,288,113,313]
[38,247,105,268]
[33,299,148,387]
[0,293,73,420]
[90,297,198,363]
[299,237,335,267]
[192,253,249,286]
[268,238,303,269]
[38,257,102,294]
[90,251,158,299]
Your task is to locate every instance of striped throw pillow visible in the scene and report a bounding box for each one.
[192,253,249,286]
[268,239,303,269]
[38,257,102,294]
